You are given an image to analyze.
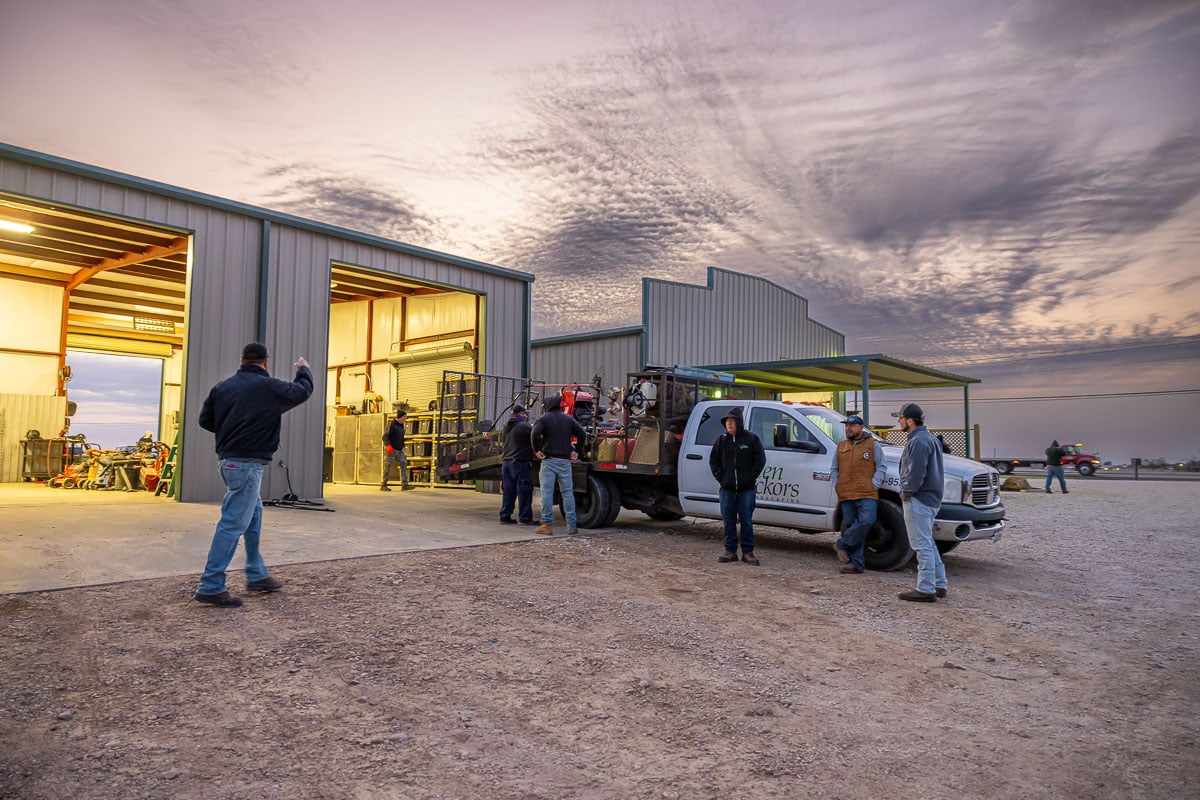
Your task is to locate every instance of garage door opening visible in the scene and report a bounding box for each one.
[0,193,189,501]
[65,351,165,448]
[324,263,481,489]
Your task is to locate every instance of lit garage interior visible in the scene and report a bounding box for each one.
[0,193,190,498]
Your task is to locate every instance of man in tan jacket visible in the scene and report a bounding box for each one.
[830,415,886,574]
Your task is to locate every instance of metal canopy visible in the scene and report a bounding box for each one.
[702,354,979,393]
[700,354,980,455]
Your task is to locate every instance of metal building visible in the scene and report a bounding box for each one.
[0,143,532,502]
[532,267,845,388]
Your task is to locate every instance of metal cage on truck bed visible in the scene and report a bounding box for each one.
[434,368,757,488]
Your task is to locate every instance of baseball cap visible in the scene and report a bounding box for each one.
[891,402,924,420]
[843,415,864,425]
[241,342,269,360]
[512,403,526,414]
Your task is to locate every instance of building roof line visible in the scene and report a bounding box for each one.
[0,141,534,284]
[531,325,644,346]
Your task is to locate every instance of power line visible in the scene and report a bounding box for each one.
[912,389,1199,404]
[915,336,1200,369]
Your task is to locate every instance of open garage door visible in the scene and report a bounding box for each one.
[325,263,481,487]
[0,193,189,498]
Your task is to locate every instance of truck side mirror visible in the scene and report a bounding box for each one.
[774,424,821,453]
[773,424,789,448]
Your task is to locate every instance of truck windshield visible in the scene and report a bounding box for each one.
[792,406,852,442]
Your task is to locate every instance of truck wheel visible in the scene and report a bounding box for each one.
[1076,462,1095,476]
[602,480,623,527]
[567,474,611,529]
[995,462,1013,474]
[935,540,960,555]
[864,499,914,571]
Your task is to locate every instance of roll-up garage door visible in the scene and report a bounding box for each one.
[389,344,477,412]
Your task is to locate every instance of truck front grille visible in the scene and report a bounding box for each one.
[970,472,1000,507]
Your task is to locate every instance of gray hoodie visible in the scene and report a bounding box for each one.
[899,425,944,508]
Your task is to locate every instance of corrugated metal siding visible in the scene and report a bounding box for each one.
[645,268,844,368]
[531,332,643,387]
[0,155,530,502]
[0,394,68,483]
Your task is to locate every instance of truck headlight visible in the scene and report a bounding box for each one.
[942,476,965,504]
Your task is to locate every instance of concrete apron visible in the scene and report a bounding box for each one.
[0,483,547,595]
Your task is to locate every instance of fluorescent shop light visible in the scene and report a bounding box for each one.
[0,219,35,234]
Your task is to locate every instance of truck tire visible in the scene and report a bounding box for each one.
[602,479,623,527]
[995,461,1013,474]
[935,540,960,555]
[568,473,610,529]
[864,498,914,571]
[1076,462,1095,476]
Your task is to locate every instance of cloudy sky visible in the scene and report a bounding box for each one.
[2,0,1198,462]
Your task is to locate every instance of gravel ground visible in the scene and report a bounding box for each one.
[1,478,1197,799]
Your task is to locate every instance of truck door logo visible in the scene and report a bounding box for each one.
[757,465,803,500]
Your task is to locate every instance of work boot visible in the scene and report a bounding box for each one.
[834,546,850,564]
[194,591,243,608]
[898,590,937,603]
[565,528,578,535]
[246,576,284,593]
[381,484,391,492]
[535,524,553,535]
[400,485,414,491]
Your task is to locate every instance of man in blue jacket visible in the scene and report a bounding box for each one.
[194,343,313,608]
[709,407,767,565]
[894,402,947,602]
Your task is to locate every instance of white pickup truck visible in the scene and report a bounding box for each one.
[673,400,1006,570]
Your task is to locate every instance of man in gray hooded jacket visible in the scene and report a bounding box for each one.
[894,402,947,602]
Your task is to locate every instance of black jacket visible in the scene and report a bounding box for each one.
[198,364,313,461]
[502,416,534,461]
[531,409,586,459]
[708,408,766,491]
[383,418,407,450]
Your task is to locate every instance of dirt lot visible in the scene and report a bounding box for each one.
[1,479,1197,799]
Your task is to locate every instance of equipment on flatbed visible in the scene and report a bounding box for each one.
[435,367,757,526]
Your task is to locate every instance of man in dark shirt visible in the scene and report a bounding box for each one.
[381,410,411,491]
[531,395,587,535]
[499,404,535,525]
[1045,439,1068,494]
[194,342,313,608]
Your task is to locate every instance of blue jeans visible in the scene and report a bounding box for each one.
[1045,465,1067,492]
[837,498,876,570]
[903,497,946,595]
[539,458,576,528]
[719,488,757,554]
[500,460,534,523]
[198,459,270,595]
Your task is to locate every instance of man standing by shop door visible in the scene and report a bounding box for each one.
[195,343,313,608]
